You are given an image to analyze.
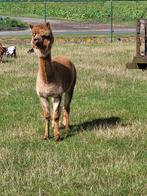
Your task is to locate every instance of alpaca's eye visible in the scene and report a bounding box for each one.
[42,35,51,39]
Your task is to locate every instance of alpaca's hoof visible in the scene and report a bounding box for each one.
[66,126,71,131]
[61,123,70,130]
[44,136,50,140]
[54,134,60,142]
[60,124,65,129]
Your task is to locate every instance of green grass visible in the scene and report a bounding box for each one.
[0,1,147,25]
[0,39,147,195]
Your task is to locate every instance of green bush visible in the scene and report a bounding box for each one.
[0,16,27,30]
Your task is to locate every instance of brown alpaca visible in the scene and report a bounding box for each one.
[30,23,76,141]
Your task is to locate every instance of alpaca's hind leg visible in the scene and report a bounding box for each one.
[53,96,61,141]
[63,89,74,130]
[40,97,50,140]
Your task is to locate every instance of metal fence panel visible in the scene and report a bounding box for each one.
[0,1,147,42]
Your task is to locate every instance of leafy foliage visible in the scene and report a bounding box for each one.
[0,1,147,23]
[0,16,27,30]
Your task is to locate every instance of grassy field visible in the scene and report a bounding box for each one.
[0,1,147,25]
[0,37,147,195]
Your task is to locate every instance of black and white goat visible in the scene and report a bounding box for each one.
[5,46,17,58]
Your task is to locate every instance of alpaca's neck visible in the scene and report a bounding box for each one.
[38,53,53,83]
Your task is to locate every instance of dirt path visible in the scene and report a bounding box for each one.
[0,16,136,36]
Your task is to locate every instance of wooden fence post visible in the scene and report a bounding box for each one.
[144,20,147,56]
[136,19,141,56]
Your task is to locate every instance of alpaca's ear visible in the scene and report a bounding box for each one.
[46,22,51,29]
[29,24,34,29]
[51,31,54,43]
[46,22,54,42]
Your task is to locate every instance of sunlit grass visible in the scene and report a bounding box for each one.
[0,40,147,195]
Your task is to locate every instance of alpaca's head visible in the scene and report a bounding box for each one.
[30,22,54,58]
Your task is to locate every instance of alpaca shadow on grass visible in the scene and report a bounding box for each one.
[61,116,121,140]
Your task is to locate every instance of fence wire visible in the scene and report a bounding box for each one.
[0,1,147,41]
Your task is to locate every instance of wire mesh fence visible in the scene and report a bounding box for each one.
[0,1,147,41]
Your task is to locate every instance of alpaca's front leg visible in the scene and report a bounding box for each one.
[53,97,61,141]
[40,97,50,140]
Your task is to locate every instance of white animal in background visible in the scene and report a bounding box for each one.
[6,46,16,57]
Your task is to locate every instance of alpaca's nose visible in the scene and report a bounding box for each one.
[33,38,39,44]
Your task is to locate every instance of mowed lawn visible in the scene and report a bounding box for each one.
[0,39,147,195]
